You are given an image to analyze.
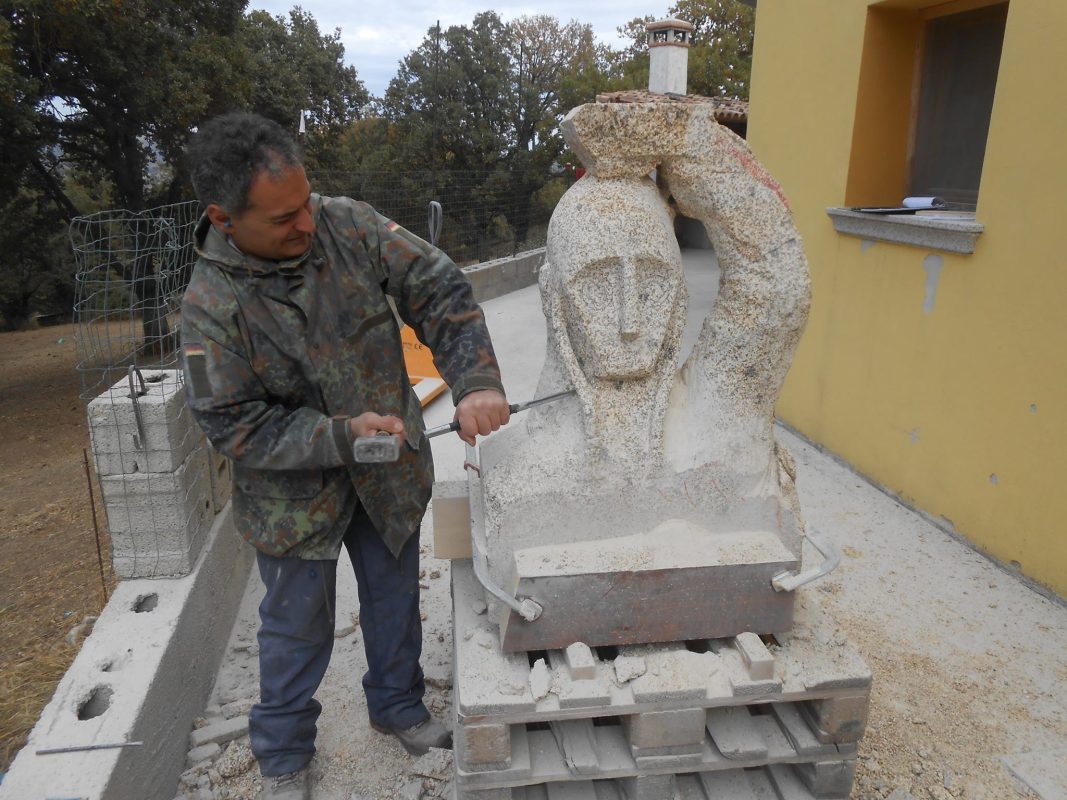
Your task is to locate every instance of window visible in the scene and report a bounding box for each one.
[909,4,1008,208]
[844,1,1009,212]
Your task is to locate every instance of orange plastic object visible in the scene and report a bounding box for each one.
[402,325,447,407]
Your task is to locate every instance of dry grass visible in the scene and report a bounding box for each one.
[0,644,80,768]
[0,323,117,772]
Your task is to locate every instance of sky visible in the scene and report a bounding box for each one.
[248,1,669,98]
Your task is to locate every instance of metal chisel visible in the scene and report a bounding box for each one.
[351,389,574,462]
[423,389,574,439]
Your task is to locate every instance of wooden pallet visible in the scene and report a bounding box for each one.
[451,562,870,798]
[454,763,853,799]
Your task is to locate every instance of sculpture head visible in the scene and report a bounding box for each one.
[546,176,683,381]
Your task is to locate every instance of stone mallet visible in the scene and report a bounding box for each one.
[351,389,574,463]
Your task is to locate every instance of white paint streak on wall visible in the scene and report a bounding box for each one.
[861,240,877,253]
[923,254,944,314]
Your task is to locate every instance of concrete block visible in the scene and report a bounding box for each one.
[185,743,220,767]
[803,693,870,744]
[622,707,706,749]
[0,508,254,800]
[458,723,511,767]
[564,642,597,681]
[88,369,199,476]
[547,649,610,709]
[188,715,249,749]
[456,725,532,783]
[735,632,776,681]
[102,445,212,578]
[620,774,676,800]
[795,758,857,798]
[433,480,472,559]
[714,639,783,697]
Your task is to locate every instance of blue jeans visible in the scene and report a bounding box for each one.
[249,505,427,776]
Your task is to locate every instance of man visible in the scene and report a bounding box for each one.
[181,112,510,800]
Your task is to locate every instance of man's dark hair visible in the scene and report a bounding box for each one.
[186,112,303,214]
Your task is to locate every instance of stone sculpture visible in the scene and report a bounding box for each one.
[476,102,812,649]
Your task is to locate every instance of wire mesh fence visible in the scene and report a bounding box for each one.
[71,201,201,402]
[69,171,564,576]
[309,169,571,265]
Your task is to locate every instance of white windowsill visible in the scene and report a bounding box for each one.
[826,207,984,254]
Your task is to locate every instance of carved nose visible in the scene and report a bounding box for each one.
[619,262,640,342]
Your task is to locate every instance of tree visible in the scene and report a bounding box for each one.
[675,0,754,98]
[611,0,754,99]
[233,9,369,151]
[0,178,71,329]
[373,13,611,259]
[2,0,248,212]
[0,1,369,330]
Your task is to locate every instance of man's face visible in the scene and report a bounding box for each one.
[211,165,315,261]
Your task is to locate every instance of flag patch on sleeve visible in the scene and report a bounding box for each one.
[183,342,211,399]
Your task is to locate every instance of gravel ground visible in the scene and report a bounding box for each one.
[175,424,1067,800]
[175,261,1067,800]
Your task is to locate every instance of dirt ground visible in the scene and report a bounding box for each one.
[0,323,116,772]
[2,317,1064,799]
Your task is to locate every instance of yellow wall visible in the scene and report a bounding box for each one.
[748,0,1067,595]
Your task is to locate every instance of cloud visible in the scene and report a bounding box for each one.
[248,0,668,95]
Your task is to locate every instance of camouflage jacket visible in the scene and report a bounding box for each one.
[180,195,503,559]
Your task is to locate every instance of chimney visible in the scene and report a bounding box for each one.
[647,18,694,95]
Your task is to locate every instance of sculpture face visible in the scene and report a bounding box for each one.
[562,251,679,379]
[548,177,683,381]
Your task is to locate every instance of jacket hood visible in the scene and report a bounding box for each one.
[193,194,323,276]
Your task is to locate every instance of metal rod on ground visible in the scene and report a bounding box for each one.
[82,448,109,604]
[36,741,143,755]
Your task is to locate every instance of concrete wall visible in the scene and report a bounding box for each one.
[463,248,545,303]
[0,508,253,800]
[747,0,1067,595]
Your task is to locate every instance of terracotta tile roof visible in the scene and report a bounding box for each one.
[595,90,749,124]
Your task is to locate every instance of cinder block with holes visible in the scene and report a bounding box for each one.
[102,444,212,578]
[88,369,198,476]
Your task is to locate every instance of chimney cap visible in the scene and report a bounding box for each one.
[646,17,695,32]
[647,17,695,48]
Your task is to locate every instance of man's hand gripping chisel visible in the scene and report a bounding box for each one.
[351,389,574,463]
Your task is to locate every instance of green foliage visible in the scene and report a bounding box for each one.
[612,1,754,99]
[234,9,368,140]
[0,178,73,330]
[0,0,753,328]
[677,0,754,98]
[1,1,368,326]
[2,1,368,214]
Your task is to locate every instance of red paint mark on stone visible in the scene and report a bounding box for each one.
[728,143,790,211]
